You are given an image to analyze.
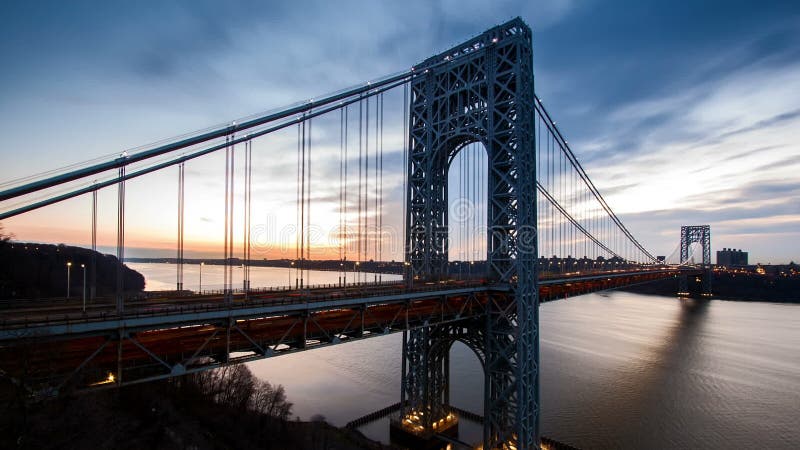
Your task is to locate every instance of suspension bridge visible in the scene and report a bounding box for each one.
[0,18,710,450]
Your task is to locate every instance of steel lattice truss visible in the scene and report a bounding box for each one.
[679,225,712,295]
[403,18,539,449]
[0,285,494,392]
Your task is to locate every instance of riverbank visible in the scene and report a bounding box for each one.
[0,242,144,299]
[125,257,405,275]
[620,272,800,302]
[0,365,394,450]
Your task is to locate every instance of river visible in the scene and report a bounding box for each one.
[130,263,800,449]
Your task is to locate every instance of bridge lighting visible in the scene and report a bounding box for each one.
[66,262,72,299]
[491,37,499,43]
[81,264,86,313]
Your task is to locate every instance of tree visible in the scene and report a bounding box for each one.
[0,223,11,245]
[251,380,293,420]
[187,363,292,420]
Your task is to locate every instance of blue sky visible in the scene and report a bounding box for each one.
[1,0,798,263]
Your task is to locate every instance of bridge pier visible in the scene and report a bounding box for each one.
[678,226,712,297]
[398,323,482,447]
[678,270,712,298]
[403,18,539,449]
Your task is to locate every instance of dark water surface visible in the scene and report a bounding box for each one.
[248,292,799,449]
[131,265,799,448]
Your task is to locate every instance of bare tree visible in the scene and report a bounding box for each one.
[187,364,292,420]
[250,380,293,420]
[0,223,11,245]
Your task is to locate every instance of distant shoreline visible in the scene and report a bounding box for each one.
[620,274,800,303]
[125,257,405,274]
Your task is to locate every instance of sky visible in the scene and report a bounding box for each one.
[1,0,798,264]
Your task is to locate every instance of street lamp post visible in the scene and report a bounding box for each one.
[81,264,86,312]
[290,261,294,288]
[66,262,72,299]
[199,262,204,293]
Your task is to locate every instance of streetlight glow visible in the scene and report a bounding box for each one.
[66,262,72,299]
[81,263,86,313]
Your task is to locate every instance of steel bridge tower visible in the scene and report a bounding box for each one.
[678,225,712,296]
[400,18,539,449]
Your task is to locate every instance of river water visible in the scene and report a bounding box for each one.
[131,263,800,449]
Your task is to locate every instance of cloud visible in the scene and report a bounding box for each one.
[1,1,799,263]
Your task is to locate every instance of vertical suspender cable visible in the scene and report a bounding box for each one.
[229,133,235,297]
[472,144,476,266]
[379,92,384,282]
[116,165,125,313]
[402,83,409,275]
[248,139,252,290]
[461,145,466,271]
[241,142,246,293]
[536,116,541,260]
[358,98,363,284]
[480,144,484,267]
[224,136,230,295]
[548,132,553,262]
[300,116,306,288]
[563,139,567,265]
[339,107,344,286]
[344,105,349,286]
[243,139,251,295]
[91,186,97,301]
[296,122,301,288]
[374,95,379,283]
[306,113,312,285]
[460,147,465,272]
[177,162,185,292]
[469,144,479,266]
[571,158,575,263]
[365,95,370,282]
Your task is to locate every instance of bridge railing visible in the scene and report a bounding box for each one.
[0,278,494,333]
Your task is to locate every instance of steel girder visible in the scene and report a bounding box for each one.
[401,306,487,429]
[679,225,712,295]
[403,17,540,449]
[0,288,492,394]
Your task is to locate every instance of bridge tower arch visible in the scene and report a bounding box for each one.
[678,225,712,296]
[402,18,539,449]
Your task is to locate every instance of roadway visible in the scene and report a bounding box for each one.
[0,267,694,391]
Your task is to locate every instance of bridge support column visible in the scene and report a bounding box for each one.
[678,225,712,297]
[402,18,539,449]
[399,323,486,444]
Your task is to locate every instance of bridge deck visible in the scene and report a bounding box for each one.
[0,268,693,391]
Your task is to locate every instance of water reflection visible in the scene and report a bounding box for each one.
[580,298,711,449]
[126,264,800,449]
[128,262,400,291]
